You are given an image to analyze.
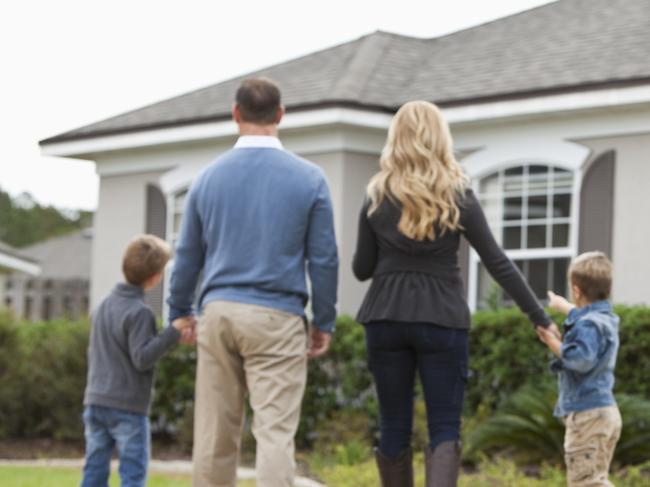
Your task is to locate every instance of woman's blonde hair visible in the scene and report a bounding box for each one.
[367,100,468,241]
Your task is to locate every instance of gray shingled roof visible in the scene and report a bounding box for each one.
[20,230,92,280]
[41,0,650,144]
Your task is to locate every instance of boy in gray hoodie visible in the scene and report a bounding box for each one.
[81,234,194,487]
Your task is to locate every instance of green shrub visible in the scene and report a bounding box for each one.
[468,305,650,414]
[150,342,196,449]
[466,382,650,467]
[465,381,565,465]
[0,313,89,440]
[1,304,649,463]
[299,315,376,447]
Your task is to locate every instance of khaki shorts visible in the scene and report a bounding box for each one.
[564,405,622,487]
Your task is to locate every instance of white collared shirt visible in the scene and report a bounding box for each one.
[233,135,284,150]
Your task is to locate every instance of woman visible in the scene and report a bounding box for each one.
[352,101,556,487]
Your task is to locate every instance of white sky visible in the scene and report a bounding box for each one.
[0,0,553,211]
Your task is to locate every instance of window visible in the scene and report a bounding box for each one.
[42,296,52,321]
[169,189,188,250]
[471,164,576,309]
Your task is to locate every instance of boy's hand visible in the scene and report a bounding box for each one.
[179,327,197,346]
[173,316,197,345]
[547,291,575,315]
[307,327,332,358]
[172,315,196,332]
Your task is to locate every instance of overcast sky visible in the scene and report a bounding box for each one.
[0,0,554,211]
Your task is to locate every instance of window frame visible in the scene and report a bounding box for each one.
[467,159,582,311]
[163,186,190,323]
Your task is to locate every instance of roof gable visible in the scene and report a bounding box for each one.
[41,0,650,144]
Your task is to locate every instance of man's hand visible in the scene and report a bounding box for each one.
[307,327,332,358]
[547,291,575,315]
[173,316,197,345]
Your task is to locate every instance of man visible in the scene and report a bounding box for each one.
[167,77,338,487]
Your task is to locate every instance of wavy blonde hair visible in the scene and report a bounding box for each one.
[367,100,468,240]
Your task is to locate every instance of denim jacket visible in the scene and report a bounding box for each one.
[551,300,619,417]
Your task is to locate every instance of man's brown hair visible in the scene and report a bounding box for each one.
[235,77,281,124]
[568,251,613,302]
[122,234,171,287]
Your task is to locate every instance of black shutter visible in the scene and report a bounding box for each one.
[145,184,167,317]
[579,150,615,258]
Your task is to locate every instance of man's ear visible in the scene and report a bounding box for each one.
[275,105,285,125]
[232,104,241,124]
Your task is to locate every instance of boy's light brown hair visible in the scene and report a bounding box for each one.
[569,251,613,302]
[122,234,171,287]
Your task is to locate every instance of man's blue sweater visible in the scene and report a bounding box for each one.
[167,137,339,332]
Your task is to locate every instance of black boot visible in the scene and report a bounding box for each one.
[425,441,461,487]
[374,447,414,487]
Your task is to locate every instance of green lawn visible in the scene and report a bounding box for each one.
[0,466,256,487]
[312,456,650,487]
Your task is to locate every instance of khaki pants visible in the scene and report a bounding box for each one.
[564,405,622,487]
[192,300,308,487]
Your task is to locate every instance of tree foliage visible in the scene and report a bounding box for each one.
[0,187,92,247]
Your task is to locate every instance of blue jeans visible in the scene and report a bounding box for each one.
[365,321,469,459]
[80,405,150,487]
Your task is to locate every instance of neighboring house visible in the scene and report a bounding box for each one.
[0,241,41,315]
[40,0,650,318]
[0,241,40,278]
[1,230,92,320]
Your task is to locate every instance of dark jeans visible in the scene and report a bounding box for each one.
[365,321,469,459]
[80,405,150,487]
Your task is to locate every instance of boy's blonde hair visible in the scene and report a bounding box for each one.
[569,251,613,302]
[122,234,171,287]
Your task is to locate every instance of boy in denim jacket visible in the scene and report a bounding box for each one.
[537,251,621,487]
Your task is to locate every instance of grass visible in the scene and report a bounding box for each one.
[311,454,650,487]
[3,461,650,486]
[0,466,256,487]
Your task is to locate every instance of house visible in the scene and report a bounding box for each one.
[0,241,40,276]
[0,240,41,315]
[0,230,92,320]
[39,0,650,318]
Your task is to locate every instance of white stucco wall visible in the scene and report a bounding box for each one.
[88,129,384,316]
[91,169,166,306]
[86,103,650,313]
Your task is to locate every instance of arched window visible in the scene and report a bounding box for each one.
[469,164,578,309]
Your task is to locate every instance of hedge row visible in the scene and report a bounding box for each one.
[1,305,649,446]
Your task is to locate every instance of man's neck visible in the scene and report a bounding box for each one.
[238,123,278,137]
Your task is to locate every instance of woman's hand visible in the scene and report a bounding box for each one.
[536,325,562,357]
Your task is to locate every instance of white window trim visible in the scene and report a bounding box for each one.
[467,161,583,311]
[162,187,190,323]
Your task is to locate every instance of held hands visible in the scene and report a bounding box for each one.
[173,316,198,346]
[536,322,562,357]
[307,326,332,358]
[547,290,575,315]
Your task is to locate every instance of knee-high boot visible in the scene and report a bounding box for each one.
[374,447,414,487]
[425,441,461,487]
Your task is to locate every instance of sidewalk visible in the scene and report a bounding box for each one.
[0,458,326,487]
